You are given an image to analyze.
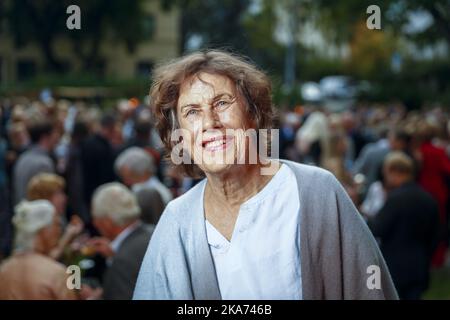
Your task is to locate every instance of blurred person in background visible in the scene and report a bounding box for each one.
[0,200,76,299]
[279,111,301,162]
[349,106,377,159]
[323,129,358,204]
[0,132,10,260]
[27,173,67,218]
[416,121,450,267]
[120,116,154,152]
[115,147,172,206]
[359,128,412,218]
[295,109,330,166]
[352,127,390,190]
[8,104,28,125]
[133,188,165,226]
[1,107,30,260]
[389,128,412,157]
[117,99,137,143]
[353,127,411,196]
[65,121,90,224]
[368,152,440,299]
[360,178,386,220]
[80,113,118,220]
[88,182,153,300]
[26,173,84,261]
[5,122,30,179]
[118,113,163,180]
[340,111,357,169]
[13,119,58,205]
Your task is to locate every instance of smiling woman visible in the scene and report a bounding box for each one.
[133,50,399,300]
[150,50,273,178]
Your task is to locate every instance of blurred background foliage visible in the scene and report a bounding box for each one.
[0,0,449,108]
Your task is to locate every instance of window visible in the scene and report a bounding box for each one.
[90,60,105,77]
[0,4,5,34]
[17,60,36,82]
[142,14,156,39]
[61,60,71,73]
[136,60,154,78]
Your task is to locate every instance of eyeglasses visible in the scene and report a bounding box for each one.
[181,95,238,122]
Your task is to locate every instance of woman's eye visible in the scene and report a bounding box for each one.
[186,109,198,117]
[215,100,230,108]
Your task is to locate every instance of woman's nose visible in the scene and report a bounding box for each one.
[202,108,221,130]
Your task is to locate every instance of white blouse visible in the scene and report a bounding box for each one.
[205,163,302,300]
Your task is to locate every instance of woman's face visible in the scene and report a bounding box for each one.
[50,188,67,216]
[176,73,254,175]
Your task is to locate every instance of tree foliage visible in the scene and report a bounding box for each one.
[314,0,450,47]
[5,0,148,73]
[160,0,252,53]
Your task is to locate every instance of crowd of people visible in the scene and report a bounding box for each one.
[279,103,450,298]
[0,91,449,299]
[0,95,174,299]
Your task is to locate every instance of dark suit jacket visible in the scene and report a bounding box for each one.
[102,224,154,300]
[80,134,116,209]
[368,182,440,296]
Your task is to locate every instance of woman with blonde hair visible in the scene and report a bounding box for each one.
[27,173,84,261]
[27,173,67,216]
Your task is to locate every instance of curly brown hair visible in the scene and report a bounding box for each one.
[150,49,275,177]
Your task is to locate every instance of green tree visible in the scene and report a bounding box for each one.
[346,21,397,79]
[5,0,148,74]
[314,0,450,48]
[161,0,252,54]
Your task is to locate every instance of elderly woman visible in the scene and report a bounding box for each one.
[133,50,398,300]
[0,200,76,299]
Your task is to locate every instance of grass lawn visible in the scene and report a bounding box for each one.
[422,266,450,300]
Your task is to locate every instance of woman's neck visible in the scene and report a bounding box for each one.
[33,236,52,256]
[205,161,278,209]
[203,161,280,240]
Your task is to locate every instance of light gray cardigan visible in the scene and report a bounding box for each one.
[133,160,398,300]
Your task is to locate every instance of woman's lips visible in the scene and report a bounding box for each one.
[202,136,234,152]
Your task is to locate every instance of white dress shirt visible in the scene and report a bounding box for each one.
[205,163,302,300]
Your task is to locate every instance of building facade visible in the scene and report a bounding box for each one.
[0,1,179,85]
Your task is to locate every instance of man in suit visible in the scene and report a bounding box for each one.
[368,151,440,300]
[89,182,153,300]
